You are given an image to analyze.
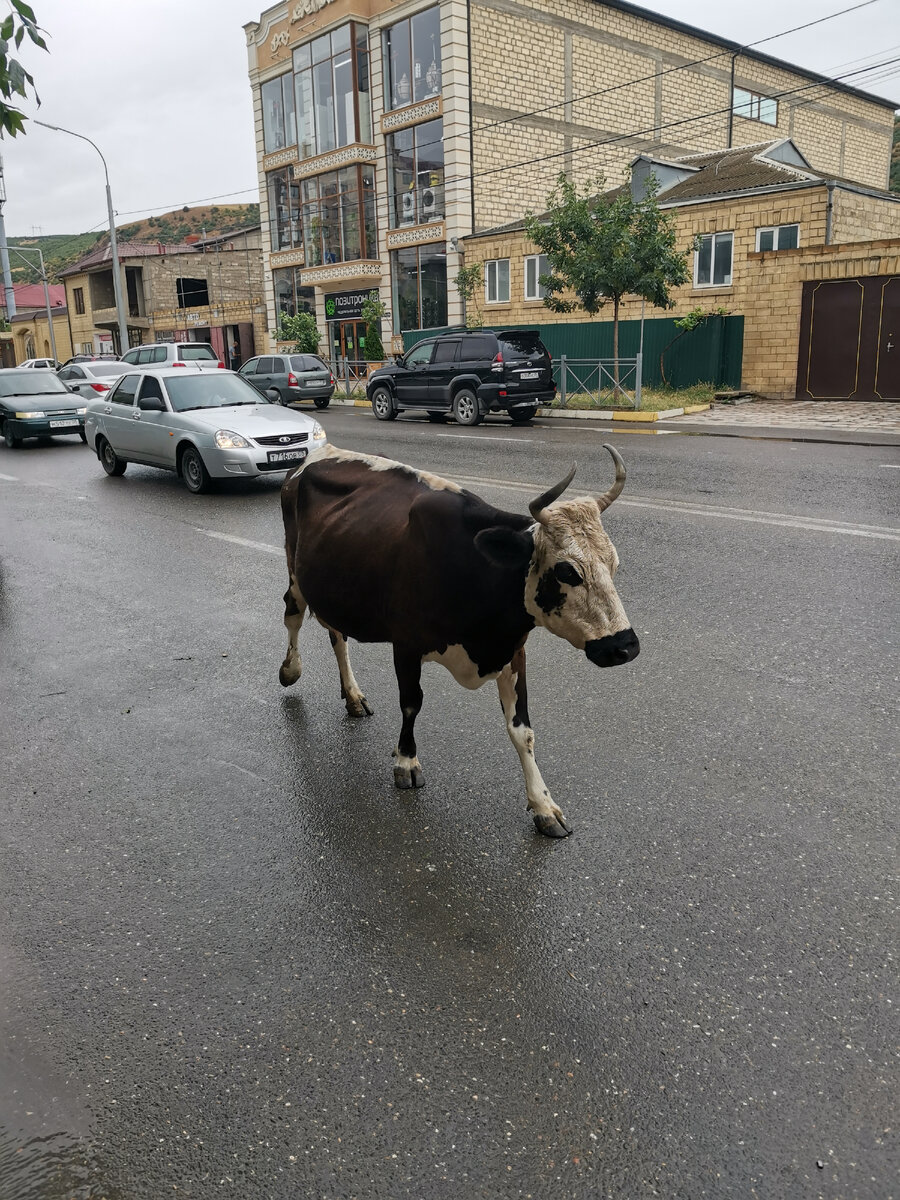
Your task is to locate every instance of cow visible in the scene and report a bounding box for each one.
[278,443,640,837]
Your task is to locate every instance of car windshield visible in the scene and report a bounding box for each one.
[290,355,327,371]
[87,362,125,377]
[0,372,69,396]
[165,373,269,412]
[177,344,217,361]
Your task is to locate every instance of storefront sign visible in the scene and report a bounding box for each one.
[323,288,380,323]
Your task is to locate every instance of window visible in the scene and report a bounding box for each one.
[405,341,434,367]
[262,72,296,152]
[460,334,496,361]
[383,6,441,111]
[485,259,510,303]
[151,346,167,363]
[241,359,258,375]
[177,344,217,361]
[524,254,550,301]
[387,118,444,228]
[290,355,327,370]
[756,224,799,252]
[391,246,448,331]
[732,87,777,126]
[274,268,315,320]
[120,349,140,365]
[138,375,164,402]
[432,339,458,363]
[73,287,85,315]
[694,232,733,287]
[267,167,301,251]
[300,167,376,267]
[110,375,139,406]
[292,24,371,161]
[176,278,210,308]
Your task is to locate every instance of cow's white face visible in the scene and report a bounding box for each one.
[524,498,639,667]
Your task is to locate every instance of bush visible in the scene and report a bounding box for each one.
[360,296,386,361]
[278,311,321,353]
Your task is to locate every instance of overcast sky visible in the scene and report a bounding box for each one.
[3,0,898,238]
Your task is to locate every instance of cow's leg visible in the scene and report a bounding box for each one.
[392,648,425,789]
[278,577,307,687]
[327,628,373,717]
[497,647,571,838]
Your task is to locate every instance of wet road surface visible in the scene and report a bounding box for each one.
[0,409,897,1198]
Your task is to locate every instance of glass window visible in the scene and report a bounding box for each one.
[406,341,434,367]
[694,232,733,287]
[356,25,372,144]
[262,72,296,152]
[73,287,85,315]
[756,224,799,251]
[293,23,370,161]
[110,375,139,405]
[732,86,777,126]
[139,375,164,402]
[524,254,550,300]
[460,334,496,361]
[433,339,459,363]
[387,119,443,229]
[290,355,327,371]
[151,346,167,363]
[267,167,301,252]
[383,6,441,111]
[485,259,510,303]
[178,344,217,361]
[392,245,447,331]
[299,167,375,266]
[241,359,258,375]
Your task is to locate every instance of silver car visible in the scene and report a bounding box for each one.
[57,360,124,398]
[84,368,328,493]
[118,342,224,371]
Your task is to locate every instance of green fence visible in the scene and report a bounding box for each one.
[402,314,744,390]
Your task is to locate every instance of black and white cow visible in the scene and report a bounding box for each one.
[279,444,639,837]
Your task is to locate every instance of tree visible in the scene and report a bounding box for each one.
[360,296,386,362]
[453,263,483,329]
[658,305,728,387]
[524,172,692,389]
[0,2,47,138]
[278,311,320,354]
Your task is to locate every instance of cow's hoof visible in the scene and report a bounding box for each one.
[533,813,572,838]
[346,695,373,717]
[279,663,300,687]
[394,765,425,789]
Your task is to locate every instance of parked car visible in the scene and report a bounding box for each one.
[0,368,87,447]
[61,353,120,366]
[58,360,124,398]
[239,353,335,409]
[83,368,328,494]
[366,330,556,426]
[118,342,224,371]
[17,358,59,370]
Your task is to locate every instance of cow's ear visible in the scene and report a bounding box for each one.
[474,526,534,570]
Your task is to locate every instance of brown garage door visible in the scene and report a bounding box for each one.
[796,275,899,401]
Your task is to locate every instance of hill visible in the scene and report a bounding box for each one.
[7,202,260,285]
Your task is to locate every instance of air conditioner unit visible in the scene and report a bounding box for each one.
[401,190,416,225]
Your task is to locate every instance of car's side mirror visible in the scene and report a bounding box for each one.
[394,353,405,364]
[138,395,166,412]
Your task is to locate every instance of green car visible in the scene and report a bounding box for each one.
[0,369,88,448]
[239,353,335,409]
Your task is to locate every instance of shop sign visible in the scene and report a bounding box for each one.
[324,288,380,323]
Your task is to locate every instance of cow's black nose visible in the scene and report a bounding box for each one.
[585,629,640,668]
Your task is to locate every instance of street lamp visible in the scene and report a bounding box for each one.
[7,245,58,363]
[35,120,129,354]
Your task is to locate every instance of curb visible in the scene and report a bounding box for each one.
[536,403,711,422]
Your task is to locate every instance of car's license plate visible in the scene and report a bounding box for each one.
[267,447,308,464]
[520,371,540,380]
[305,376,328,385]
[50,419,79,428]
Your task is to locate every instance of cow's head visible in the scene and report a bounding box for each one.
[476,445,639,668]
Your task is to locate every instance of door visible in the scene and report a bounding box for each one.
[796,274,900,401]
[238,358,266,396]
[252,356,277,397]
[331,321,367,380]
[100,373,141,453]
[427,338,460,403]
[130,374,174,465]
[394,341,434,404]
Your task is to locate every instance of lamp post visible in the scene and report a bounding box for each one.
[0,153,16,320]
[8,246,58,363]
[35,121,129,354]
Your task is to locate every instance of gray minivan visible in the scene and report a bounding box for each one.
[238,354,335,408]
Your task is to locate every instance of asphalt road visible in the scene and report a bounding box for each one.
[1,407,897,1199]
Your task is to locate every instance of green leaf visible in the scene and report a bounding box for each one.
[11,1,38,24]
[0,17,13,40]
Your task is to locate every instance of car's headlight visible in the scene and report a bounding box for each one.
[15,411,46,418]
[76,407,87,415]
[214,429,251,449]
[311,421,327,441]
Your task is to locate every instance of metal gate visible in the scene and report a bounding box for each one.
[796,275,899,401]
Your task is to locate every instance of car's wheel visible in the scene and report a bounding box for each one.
[314,397,330,410]
[371,386,397,421]
[180,445,212,494]
[452,388,482,426]
[79,428,88,443]
[3,420,22,448]
[510,406,538,423]
[267,388,282,405]
[427,411,447,423]
[98,436,126,476]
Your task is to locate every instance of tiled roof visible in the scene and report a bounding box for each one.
[59,241,201,276]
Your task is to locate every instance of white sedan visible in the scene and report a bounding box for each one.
[84,367,328,493]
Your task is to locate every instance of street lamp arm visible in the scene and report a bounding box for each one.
[34,120,109,185]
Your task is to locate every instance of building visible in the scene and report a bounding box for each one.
[244,0,897,357]
[59,228,267,364]
[0,282,73,365]
[458,138,900,399]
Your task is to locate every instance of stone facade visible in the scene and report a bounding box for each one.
[461,179,900,399]
[10,308,73,365]
[246,0,896,348]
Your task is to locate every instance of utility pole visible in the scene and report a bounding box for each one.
[8,246,59,363]
[0,154,16,320]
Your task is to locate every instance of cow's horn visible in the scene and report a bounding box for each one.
[529,464,577,523]
[596,444,626,512]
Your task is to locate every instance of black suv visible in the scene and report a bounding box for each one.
[366,329,555,425]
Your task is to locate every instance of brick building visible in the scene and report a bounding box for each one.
[59,227,267,364]
[459,139,900,398]
[244,0,896,354]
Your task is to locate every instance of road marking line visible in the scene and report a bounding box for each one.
[195,527,283,555]
[436,433,533,442]
[0,472,18,481]
[880,463,900,469]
